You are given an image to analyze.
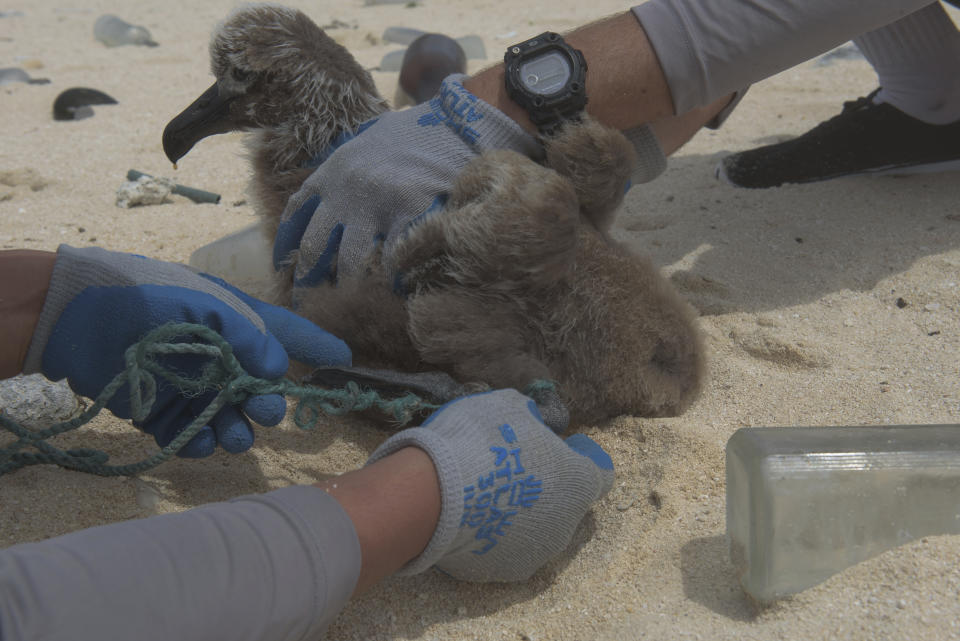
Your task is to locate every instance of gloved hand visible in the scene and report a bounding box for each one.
[272,74,542,299]
[23,245,351,458]
[367,389,614,582]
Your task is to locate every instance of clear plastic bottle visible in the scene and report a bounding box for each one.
[189,224,275,288]
[727,424,960,601]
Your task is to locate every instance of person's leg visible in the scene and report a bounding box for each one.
[718,2,960,188]
[857,2,960,125]
[631,0,941,117]
[649,94,737,155]
[632,0,946,156]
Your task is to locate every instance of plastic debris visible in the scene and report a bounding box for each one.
[727,424,960,601]
[94,14,158,47]
[126,170,220,204]
[398,33,467,105]
[378,49,407,72]
[52,87,118,121]
[188,223,274,286]
[455,35,485,60]
[0,67,50,86]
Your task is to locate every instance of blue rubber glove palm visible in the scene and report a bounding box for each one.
[272,75,541,301]
[24,245,351,458]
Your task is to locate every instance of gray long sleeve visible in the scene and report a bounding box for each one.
[632,0,941,114]
[0,485,361,641]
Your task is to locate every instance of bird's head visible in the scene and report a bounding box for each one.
[163,3,385,167]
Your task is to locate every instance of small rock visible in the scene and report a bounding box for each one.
[924,302,941,312]
[895,297,908,308]
[0,374,81,428]
[116,175,175,208]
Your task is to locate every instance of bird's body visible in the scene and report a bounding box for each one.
[164,3,705,426]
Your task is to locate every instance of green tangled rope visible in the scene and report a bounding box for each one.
[0,323,443,478]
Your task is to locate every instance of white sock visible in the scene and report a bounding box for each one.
[855,2,960,125]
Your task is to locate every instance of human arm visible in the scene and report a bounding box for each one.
[465,1,944,153]
[0,449,434,641]
[0,250,56,379]
[463,12,676,134]
[460,10,736,156]
[0,390,613,639]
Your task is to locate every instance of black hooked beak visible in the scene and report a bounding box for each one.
[162,81,240,165]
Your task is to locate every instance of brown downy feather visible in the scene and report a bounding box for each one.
[390,123,705,422]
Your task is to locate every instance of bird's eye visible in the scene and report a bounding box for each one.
[232,67,252,82]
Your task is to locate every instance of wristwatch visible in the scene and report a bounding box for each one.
[504,32,588,136]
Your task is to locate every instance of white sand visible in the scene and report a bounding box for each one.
[2,1,959,639]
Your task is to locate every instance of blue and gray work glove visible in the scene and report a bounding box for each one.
[368,389,614,581]
[23,245,351,458]
[273,74,542,298]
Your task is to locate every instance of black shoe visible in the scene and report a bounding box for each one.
[717,89,960,188]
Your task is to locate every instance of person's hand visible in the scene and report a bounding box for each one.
[367,389,614,582]
[271,74,542,300]
[23,245,351,458]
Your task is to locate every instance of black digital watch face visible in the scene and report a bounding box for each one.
[504,32,587,136]
[519,50,572,96]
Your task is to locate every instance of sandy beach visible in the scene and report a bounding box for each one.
[2,1,960,639]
